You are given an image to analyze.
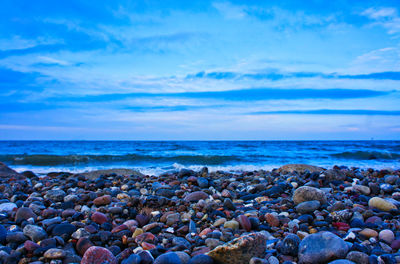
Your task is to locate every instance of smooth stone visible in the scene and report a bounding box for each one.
[188,254,214,264]
[390,239,400,250]
[121,254,141,264]
[223,198,236,210]
[172,237,191,249]
[44,248,66,259]
[154,252,182,264]
[277,234,300,256]
[359,228,378,238]
[51,223,76,240]
[0,202,17,214]
[385,175,399,185]
[223,220,239,230]
[353,185,370,195]
[328,260,355,264]
[293,186,327,205]
[379,229,394,244]
[138,250,154,264]
[296,200,321,214]
[249,257,268,264]
[368,197,396,212]
[81,246,117,264]
[44,189,66,202]
[166,213,180,226]
[156,189,175,198]
[205,238,223,249]
[207,232,267,264]
[184,191,208,202]
[197,178,209,188]
[15,207,37,221]
[237,215,251,232]
[93,195,112,206]
[175,251,191,264]
[91,212,108,224]
[213,218,226,227]
[346,251,370,264]
[23,225,48,242]
[298,231,349,264]
[76,237,94,256]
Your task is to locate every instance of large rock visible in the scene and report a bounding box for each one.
[154,252,182,264]
[298,231,349,264]
[323,169,346,182]
[368,197,396,211]
[0,162,25,179]
[207,232,267,264]
[293,186,327,205]
[81,246,117,264]
[80,169,144,180]
[278,164,324,174]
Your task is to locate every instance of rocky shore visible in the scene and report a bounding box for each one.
[1,162,400,264]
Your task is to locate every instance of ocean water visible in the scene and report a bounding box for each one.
[0,140,399,175]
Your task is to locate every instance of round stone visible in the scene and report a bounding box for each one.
[368,197,396,212]
[154,252,182,264]
[81,246,117,264]
[0,202,17,214]
[184,191,208,202]
[44,248,66,259]
[91,212,108,224]
[76,237,94,256]
[15,207,37,222]
[298,231,349,263]
[296,200,321,214]
[93,195,112,206]
[277,234,301,256]
[188,254,214,264]
[379,229,395,244]
[45,189,66,202]
[346,251,369,264]
[23,224,48,242]
[293,186,327,205]
[223,220,239,230]
[359,228,378,238]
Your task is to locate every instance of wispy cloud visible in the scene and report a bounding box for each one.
[250,109,400,116]
[361,7,400,34]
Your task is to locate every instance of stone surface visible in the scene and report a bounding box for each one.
[378,229,394,244]
[0,162,24,179]
[44,189,66,202]
[81,246,117,264]
[368,197,396,211]
[15,207,37,222]
[293,186,327,205]
[154,252,182,264]
[295,200,321,214]
[207,232,267,264]
[298,231,349,264]
[277,234,301,256]
[184,191,208,202]
[93,195,112,206]
[188,254,214,264]
[0,202,17,214]
[23,225,47,242]
[278,164,323,173]
[44,248,66,259]
[80,168,144,180]
[346,251,369,264]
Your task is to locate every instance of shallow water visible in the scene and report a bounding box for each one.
[0,140,399,175]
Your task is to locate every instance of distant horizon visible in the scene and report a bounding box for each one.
[1,139,399,141]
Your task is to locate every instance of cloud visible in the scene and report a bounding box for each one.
[212,1,247,19]
[55,88,391,102]
[361,7,400,34]
[186,69,400,81]
[250,109,400,116]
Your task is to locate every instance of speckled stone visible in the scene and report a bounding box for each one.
[81,246,117,264]
[207,232,267,264]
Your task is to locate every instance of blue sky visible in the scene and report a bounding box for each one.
[1,0,400,140]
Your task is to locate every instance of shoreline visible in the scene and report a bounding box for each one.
[0,162,400,263]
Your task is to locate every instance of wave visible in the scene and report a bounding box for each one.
[0,154,242,166]
[330,151,400,160]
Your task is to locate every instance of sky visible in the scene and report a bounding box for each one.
[0,0,400,140]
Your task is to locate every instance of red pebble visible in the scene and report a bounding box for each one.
[91,212,108,225]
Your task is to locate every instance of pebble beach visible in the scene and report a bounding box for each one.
[1,162,400,264]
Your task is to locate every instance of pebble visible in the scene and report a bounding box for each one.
[295,200,320,214]
[298,231,349,263]
[223,220,239,230]
[188,254,214,264]
[154,252,182,264]
[93,195,112,206]
[23,224,47,242]
[81,246,117,264]
[184,191,208,202]
[379,229,395,244]
[368,197,396,211]
[0,202,17,214]
[293,186,327,205]
[346,251,369,264]
[43,248,66,259]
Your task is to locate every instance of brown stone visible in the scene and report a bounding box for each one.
[93,195,112,206]
[278,164,323,174]
[265,213,280,227]
[207,232,267,264]
[184,191,209,202]
[91,212,108,225]
[237,215,251,232]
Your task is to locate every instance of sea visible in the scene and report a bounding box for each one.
[0,140,399,175]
